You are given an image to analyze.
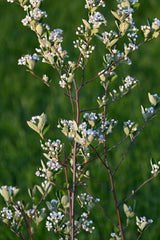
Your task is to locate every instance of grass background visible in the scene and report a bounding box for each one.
[0,0,160,239]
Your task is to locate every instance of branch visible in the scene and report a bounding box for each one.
[0,218,25,240]
[29,70,75,101]
[118,174,159,207]
[112,122,146,176]
[83,187,119,229]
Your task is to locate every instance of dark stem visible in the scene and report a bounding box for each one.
[103,75,125,239]
[12,201,33,240]
[64,163,72,223]
[71,78,80,240]
[137,232,143,240]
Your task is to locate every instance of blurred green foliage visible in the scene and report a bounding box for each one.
[0,0,160,239]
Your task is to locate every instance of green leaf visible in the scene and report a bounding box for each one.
[27,59,35,70]
[111,10,121,21]
[28,188,32,198]
[36,24,43,36]
[61,195,70,209]
[133,2,140,9]
[0,188,10,202]
[27,121,40,134]
[123,203,134,219]
[36,185,44,195]
[35,215,44,226]
[41,159,46,169]
[152,31,159,39]
[13,188,20,197]
[73,120,78,131]
[124,126,129,136]
[106,38,119,49]
[42,124,50,136]
[74,133,82,144]
[148,92,157,106]
[82,19,91,31]
[38,113,47,133]
[121,0,130,8]
[29,20,37,31]
[119,22,129,36]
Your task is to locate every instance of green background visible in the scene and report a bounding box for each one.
[0,0,160,239]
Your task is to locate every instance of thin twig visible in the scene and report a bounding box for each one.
[0,219,25,240]
[137,232,143,240]
[112,122,146,176]
[29,70,75,101]
[106,135,129,152]
[12,201,33,240]
[80,91,129,113]
[118,174,158,207]
[83,187,119,229]
[64,156,72,223]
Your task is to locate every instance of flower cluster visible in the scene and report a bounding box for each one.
[150,159,160,175]
[73,39,95,60]
[37,34,68,65]
[21,3,47,27]
[124,28,139,55]
[46,211,64,231]
[97,95,107,107]
[18,53,39,70]
[123,120,138,137]
[35,139,63,180]
[123,75,138,89]
[49,28,63,43]
[141,106,154,121]
[35,159,62,181]
[58,113,117,150]
[29,0,44,8]
[110,232,121,240]
[77,192,100,211]
[59,72,74,88]
[15,0,68,71]
[153,18,160,28]
[7,0,15,2]
[0,186,19,202]
[141,17,160,40]
[0,201,24,229]
[21,8,47,26]
[141,93,160,121]
[27,113,47,138]
[0,207,13,220]
[30,114,40,123]
[88,11,107,29]
[85,0,105,10]
[104,50,132,68]
[102,30,118,48]
[98,74,138,104]
[41,139,63,158]
[136,216,153,232]
[110,75,138,96]
[116,0,135,26]
[80,212,95,233]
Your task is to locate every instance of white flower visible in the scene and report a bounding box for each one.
[153,18,160,27]
[89,11,107,28]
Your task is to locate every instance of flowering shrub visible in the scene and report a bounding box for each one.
[1,0,160,239]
